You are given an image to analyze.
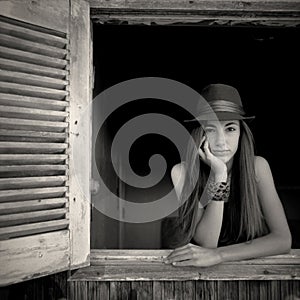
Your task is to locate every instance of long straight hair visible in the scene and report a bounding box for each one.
[170,120,268,248]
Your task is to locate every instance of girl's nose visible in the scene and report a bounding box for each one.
[215,131,226,147]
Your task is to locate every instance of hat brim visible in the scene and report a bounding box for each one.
[184,112,255,122]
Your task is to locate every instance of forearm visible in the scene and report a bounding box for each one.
[217,232,292,263]
[193,201,224,248]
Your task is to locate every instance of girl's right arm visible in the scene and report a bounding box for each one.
[171,163,225,248]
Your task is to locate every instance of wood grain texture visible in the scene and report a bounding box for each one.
[68,280,300,300]
[0,0,69,33]
[89,0,300,26]
[68,0,91,269]
[0,231,70,286]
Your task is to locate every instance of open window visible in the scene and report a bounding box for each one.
[91,10,300,250]
[1,0,300,290]
[0,0,91,286]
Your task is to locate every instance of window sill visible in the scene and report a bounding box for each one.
[69,249,300,282]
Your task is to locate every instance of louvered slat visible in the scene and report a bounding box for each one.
[0,154,67,165]
[0,117,67,132]
[0,34,67,59]
[0,18,67,48]
[0,46,67,69]
[0,58,68,79]
[0,70,68,89]
[0,197,67,214]
[0,176,67,189]
[0,105,68,121]
[0,219,69,239]
[0,93,68,111]
[0,16,69,240]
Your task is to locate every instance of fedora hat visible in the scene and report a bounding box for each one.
[186,83,255,122]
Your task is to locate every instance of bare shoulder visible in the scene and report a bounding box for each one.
[171,162,186,186]
[254,155,272,182]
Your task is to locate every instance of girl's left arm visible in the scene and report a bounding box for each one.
[165,156,292,267]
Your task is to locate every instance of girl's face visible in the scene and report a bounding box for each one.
[203,120,240,164]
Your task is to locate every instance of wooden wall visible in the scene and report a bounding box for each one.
[69,280,300,300]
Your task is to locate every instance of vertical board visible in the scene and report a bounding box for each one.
[68,0,91,268]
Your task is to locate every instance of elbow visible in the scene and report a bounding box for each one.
[274,230,292,254]
[194,237,218,249]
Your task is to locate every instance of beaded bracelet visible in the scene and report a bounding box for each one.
[207,180,230,202]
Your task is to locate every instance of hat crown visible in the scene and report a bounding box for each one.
[201,83,243,108]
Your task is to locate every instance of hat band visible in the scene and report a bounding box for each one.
[198,100,245,116]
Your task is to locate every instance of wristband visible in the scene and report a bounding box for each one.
[207,180,230,202]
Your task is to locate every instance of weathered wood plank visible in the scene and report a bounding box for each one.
[0,0,69,33]
[88,0,300,11]
[0,197,67,214]
[69,261,300,281]
[0,219,69,240]
[0,165,67,179]
[0,58,68,79]
[0,93,68,110]
[0,207,68,227]
[0,186,67,202]
[0,71,68,90]
[0,117,68,132]
[0,154,67,164]
[90,0,300,26]
[91,249,300,265]
[0,142,67,154]
[0,105,68,121]
[0,230,69,287]
[131,281,153,299]
[68,0,91,269]
[0,19,67,48]
[0,175,67,190]
[0,46,67,69]
[0,130,67,143]
[0,34,67,59]
[0,82,68,100]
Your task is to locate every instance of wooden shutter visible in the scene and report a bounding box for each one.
[0,15,69,240]
[0,0,91,286]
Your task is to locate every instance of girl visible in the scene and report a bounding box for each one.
[164,83,291,267]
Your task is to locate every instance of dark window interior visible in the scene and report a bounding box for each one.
[92,23,300,249]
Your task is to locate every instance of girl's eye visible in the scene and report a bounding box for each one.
[226,127,237,132]
[205,128,215,133]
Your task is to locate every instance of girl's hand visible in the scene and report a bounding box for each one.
[163,243,223,267]
[198,137,227,182]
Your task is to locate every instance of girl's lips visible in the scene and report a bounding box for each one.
[212,150,230,156]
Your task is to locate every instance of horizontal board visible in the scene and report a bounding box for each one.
[0,175,67,190]
[0,165,67,172]
[0,93,68,111]
[0,129,67,140]
[0,230,70,286]
[0,105,68,121]
[0,142,67,154]
[0,197,67,214]
[0,117,68,132]
[0,219,69,240]
[0,81,67,100]
[0,70,68,90]
[91,249,300,265]
[0,207,68,227]
[0,19,67,48]
[0,186,67,202]
[70,263,300,281]
[89,0,300,12]
[0,33,67,59]
[0,58,68,79]
[0,154,67,165]
[0,46,67,69]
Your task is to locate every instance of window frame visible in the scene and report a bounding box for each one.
[0,0,91,286]
[86,0,300,279]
